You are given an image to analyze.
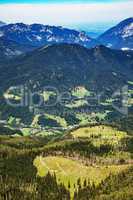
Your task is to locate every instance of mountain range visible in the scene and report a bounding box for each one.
[1,15,133,200]
[0,18,133,53]
[0,23,99,50]
[98,18,133,50]
[0,17,133,131]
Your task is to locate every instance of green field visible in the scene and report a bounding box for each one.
[72,86,91,98]
[70,125,127,145]
[34,156,130,198]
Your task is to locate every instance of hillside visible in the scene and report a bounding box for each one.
[0,123,133,199]
[0,44,133,133]
[98,18,133,50]
[1,44,133,91]
[0,37,35,61]
[34,156,130,197]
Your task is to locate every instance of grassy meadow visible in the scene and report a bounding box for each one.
[34,155,130,198]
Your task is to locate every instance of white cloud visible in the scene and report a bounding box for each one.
[0,2,132,25]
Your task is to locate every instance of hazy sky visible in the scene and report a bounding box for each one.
[0,0,132,3]
[0,0,132,30]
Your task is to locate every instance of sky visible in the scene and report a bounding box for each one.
[0,0,132,32]
[0,0,132,3]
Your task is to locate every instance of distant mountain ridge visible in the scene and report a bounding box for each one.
[0,18,133,51]
[98,17,133,50]
[0,23,99,49]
